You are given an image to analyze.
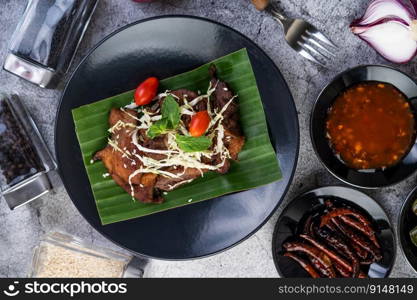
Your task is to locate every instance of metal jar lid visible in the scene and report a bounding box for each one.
[3,53,55,88]
[3,172,52,210]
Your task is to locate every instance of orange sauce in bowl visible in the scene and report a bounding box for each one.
[326,82,415,170]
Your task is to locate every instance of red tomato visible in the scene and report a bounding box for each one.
[134,77,159,106]
[189,111,211,137]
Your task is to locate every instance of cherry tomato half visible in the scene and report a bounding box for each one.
[134,77,159,106]
[189,111,211,137]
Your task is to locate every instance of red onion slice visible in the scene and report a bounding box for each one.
[350,0,417,63]
[355,20,417,63]
[352,0,415,26]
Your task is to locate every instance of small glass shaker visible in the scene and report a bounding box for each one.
[0,94,56,209]
[3,0,99,88]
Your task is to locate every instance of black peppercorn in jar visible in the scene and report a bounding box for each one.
[0,94,56,209]
[0,100,44,187]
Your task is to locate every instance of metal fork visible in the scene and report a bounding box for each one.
[251,0,337,66]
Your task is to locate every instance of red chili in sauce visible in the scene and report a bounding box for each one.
[326,82,415,170]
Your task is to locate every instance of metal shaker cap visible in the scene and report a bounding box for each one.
[3,173,52,210]
[3,54,55,88]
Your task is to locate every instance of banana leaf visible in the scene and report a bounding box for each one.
[72,48,282,225]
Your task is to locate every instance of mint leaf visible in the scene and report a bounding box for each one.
[162,95,180,129]
[176,134,212,152]
[148,118,169,139]
[147,95,181,139]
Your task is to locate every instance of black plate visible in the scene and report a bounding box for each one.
[55,16,299,259]
[311,65,417,188]
[398,186,417,272]
[272,186,395,278]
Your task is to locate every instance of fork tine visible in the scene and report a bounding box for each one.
[307,29,337,48]
[295,43,325,67]
[298,41,328,65]
[303,34,336,58]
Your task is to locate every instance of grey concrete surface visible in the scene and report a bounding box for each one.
[0,0,416,278]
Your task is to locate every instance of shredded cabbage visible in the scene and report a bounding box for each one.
[108,87,237,199]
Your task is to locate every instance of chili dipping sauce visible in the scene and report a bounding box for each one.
[326,82,415,170]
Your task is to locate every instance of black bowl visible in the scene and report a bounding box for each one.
[398,186,417,272]
[311,65,417,188]
[272,186,395,278]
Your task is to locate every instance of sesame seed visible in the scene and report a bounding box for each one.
[33,243,126,277]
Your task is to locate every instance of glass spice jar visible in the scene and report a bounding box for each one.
[3,0,99,88]
[0,94,56,209]
[30,232,144,278]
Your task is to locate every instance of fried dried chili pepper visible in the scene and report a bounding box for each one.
[339,215,380,248]
[333,262,351,278]
[320,207,380,246]
[283,252,321,278]
[299,234,352,272]
[360,258,375,265]
[283,199,381,278]
[331,218,382,261]
[283,242,336,276]
[320,252,337,278]
[350,242,369,260]
[309,256,336,278]
[302,215,314,235]
[316,228,360,277]
[324,221,338,232]
[325,220,370,261]
[320,208,360,227]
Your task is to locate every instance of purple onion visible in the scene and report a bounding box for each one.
[350,0,417,63]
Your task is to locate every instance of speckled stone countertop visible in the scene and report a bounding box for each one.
[0,0,416,278]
